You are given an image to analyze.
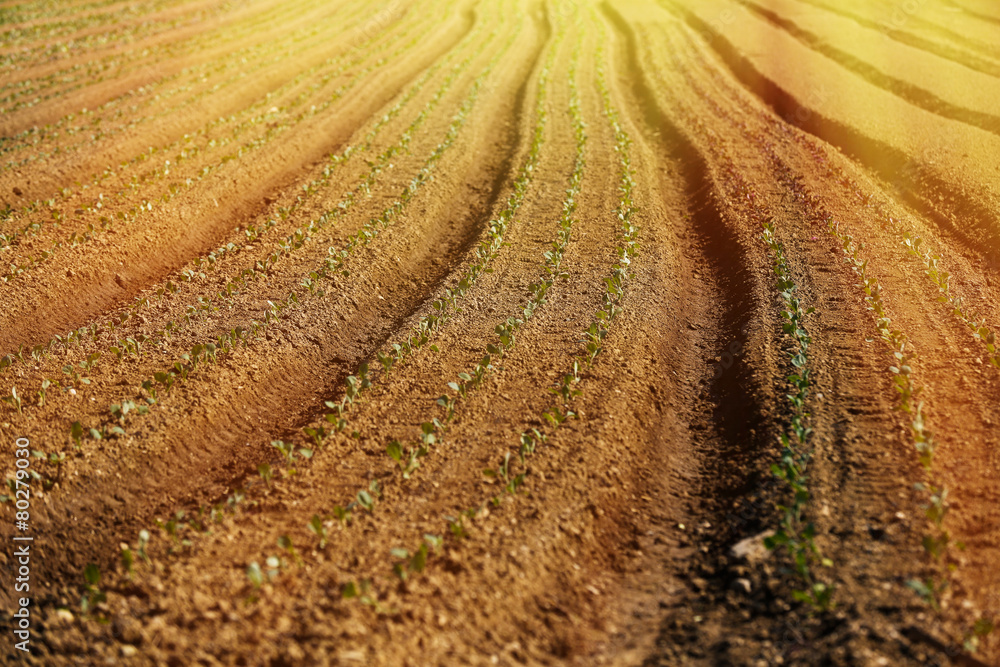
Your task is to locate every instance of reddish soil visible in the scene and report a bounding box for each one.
[1,0,998,665]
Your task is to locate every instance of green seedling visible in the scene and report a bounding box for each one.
[110,399,148,424]
[356,490,375,513]
[484,452,523,495]
[227,490,246,510]
[420,420,441,447]
[436,394,457,421]
[542,406,575,429]
[376,350,396,376]
[445,515,468,539]
[308,515,329,549]
[303,425,328,449]
[246,562,268,593]
[141,380,158,403]
[341,578,391,612]
[78,352,101,372]
[31,450,65,487]
[270,439,312,467]
[583,323,607,366]
[964,617,995,654]
[549,374,581,405]
[386,439,425,479]
[155,510,192,550]
[136,529,151,564]
[257,463,272,488]
[80,564,106,615]
[277,535,302,568]
[36,379,52,407]
[2,386,22,414]
[324,401,348,432]
[120,544,134,579]
[332,504,352,527]
[906,577,946,611]
[518,429,545,464]
[391,536,439,582]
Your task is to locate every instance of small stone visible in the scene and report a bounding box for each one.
[113,616,143,645]
[191,590,213,612]
[338,650,365,663]
[13,187,23,196]
[733,578,752,594]
[115,273,127,289]
[730,530,774,564]
[275,615,292,633]
[121,645,138,657]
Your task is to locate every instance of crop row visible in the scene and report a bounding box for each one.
[665,48,990,618]
[0,0,412,204]
[0,27,494,425]
[246,16,578,604]
[0,0,205,103]
[758,221,833,610]
[118,8,551,592]
[758,124,1000,372]
[0,0,151,25]
[823,215,956,610]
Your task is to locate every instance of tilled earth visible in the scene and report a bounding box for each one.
[0,0,998,665]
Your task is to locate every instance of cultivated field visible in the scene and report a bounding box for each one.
[1,0,999,664]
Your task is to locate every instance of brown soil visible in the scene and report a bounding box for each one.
[1,0,998,665]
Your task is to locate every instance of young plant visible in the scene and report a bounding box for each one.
[36,379,52,407]
[120,544,135,580]
[80,564,106,615]
[542,406,575,429]
[136,529,151,565]
[386,439,425,479]
[356,489,376,513]
[332,504,352,527]
[303,425,328,449]
[277,535,303,568]
[445,515,469,539]
[257,462,272,488]
[518,429,546,464]
[271,439,312,468]
[2,386,22,414]
[308,515,329,549]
